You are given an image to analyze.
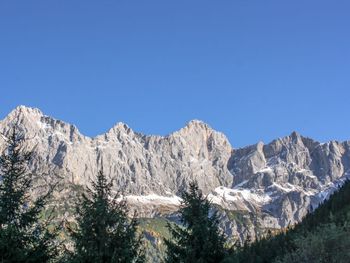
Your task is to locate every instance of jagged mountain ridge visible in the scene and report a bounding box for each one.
[1,105,350,232]
[0,106,232,195]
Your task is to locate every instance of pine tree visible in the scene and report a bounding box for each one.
[0,127,59,262]
[165,181,227,263]
[69,170,144,263]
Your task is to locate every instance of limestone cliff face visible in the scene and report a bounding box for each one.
[228,131,350,228]
[0,106,232,195]
[1,106,350,238]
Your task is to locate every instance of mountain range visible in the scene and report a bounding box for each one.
[1,105,350,244]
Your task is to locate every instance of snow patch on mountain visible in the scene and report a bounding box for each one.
[209,186,271,207]
[125,194,182,206]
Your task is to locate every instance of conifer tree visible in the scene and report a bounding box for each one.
[0,127,59,262]
[165,181,227,263]
[69,170,144,263]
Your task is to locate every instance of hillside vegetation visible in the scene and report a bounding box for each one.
[225,180,350,263]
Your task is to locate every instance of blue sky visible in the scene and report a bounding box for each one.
[0,1,349,147]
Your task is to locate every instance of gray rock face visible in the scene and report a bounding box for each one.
[1,106,350,240]
[0,106,232,195]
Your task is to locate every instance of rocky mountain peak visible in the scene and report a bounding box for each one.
[172,119,212,138]
[1,105,85,148]
[288,130,303,144]
[106,122,133,136]
[186,119,211,129]
[1,106,45,137]
[12,105,43,116]
[6,105,43,123]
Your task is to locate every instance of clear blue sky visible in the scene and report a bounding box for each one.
[0,1,349,147]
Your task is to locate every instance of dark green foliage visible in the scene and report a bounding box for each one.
[164,181,227,263]
[68,170,145,263]
[0,128,59,262]
[275,223,350,263]
[225,180,350,263]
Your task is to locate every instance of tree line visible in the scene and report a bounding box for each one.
[1,128,349,263]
